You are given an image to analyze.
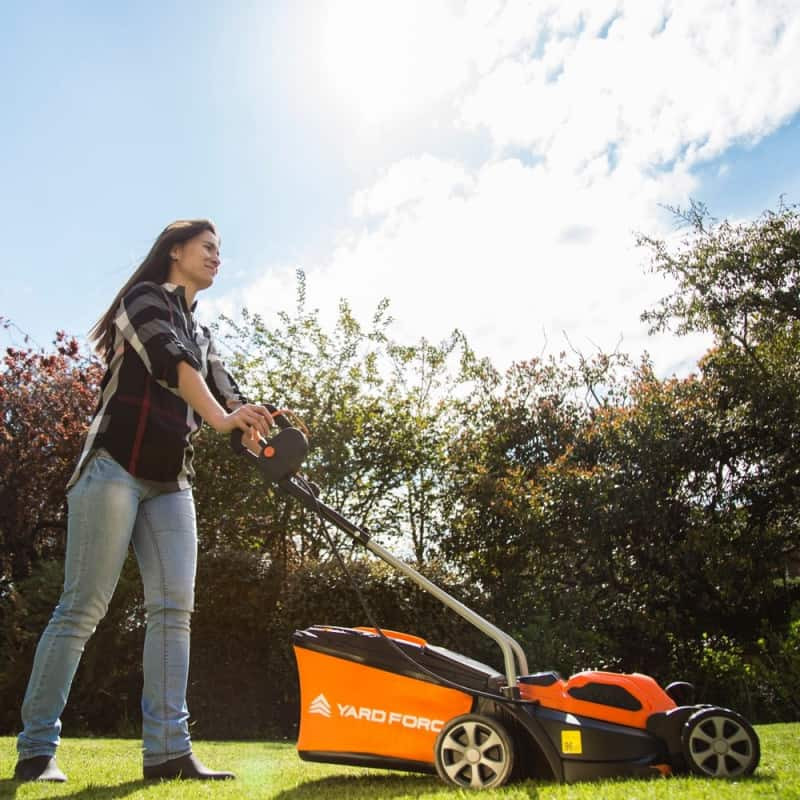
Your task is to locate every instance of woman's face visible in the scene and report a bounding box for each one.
[169,230,221,294]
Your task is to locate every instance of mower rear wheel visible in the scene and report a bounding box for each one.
[681,707,760,778]
[434,713,515,789]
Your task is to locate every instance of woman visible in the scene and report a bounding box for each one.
[14,219,273,783]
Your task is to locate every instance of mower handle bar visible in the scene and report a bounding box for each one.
[231,412,529,690]
[276,473,529,690]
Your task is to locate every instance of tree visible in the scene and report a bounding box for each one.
[641,200,800,349]
[0,328,142,735]
[184,276,491,733]
[434,202,800,720]
[440,351,640,672]
[5,205,799,734]
[0,327,103,586]
[636,201,800,717]
[640,201,800,581]
[199,272,475,566]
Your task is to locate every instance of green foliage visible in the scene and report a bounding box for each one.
[677,607,800,724]
[639,202,800,583]
[0,331,103,585]
[0,556,144,736]
[188,552,489,739]
[640,199,800,344]
[2,202,800,738]
[202,271,475,565]
[437,201,800,715]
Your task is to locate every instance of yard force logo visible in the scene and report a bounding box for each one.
[309,693,331,718]
[307,693,443,732]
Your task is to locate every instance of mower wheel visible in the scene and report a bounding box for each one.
[681,707,760,778]
[434,713,515,790]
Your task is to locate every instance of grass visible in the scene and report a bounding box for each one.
[0,724,798,800]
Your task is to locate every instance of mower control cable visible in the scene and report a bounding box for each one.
[288,476,539,709]
[232,409,538,707]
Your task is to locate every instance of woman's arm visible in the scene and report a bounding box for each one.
[177,361,273,438]
[116,283,202,392]
[205,334,248,410]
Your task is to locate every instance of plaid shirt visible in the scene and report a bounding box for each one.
[67,282,246,491]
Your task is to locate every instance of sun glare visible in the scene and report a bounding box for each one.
[319,1,466,125]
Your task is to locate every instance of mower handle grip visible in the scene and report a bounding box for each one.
[229,403,293,455]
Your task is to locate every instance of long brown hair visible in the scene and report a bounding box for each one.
[88,219,218,356]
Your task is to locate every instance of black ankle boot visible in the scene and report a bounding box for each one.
[143,753,235,781]
[14,756,67,782]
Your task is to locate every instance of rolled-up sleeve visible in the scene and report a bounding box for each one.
[115,283,201,390]
[205,332,248,410]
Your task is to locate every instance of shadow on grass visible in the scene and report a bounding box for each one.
[272,773,540,799]
[0,777,148,799]
[273,774,442,799]
[699,773,775,785]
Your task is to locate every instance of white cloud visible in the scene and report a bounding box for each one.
[201,266,300,331]
[460,0,800,170]
[218,0,800,377]
[319,153,703,366]
[352,155,475,219]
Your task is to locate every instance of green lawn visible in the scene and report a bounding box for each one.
[1,724,797,800]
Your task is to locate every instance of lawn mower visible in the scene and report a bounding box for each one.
[230,412,760,789]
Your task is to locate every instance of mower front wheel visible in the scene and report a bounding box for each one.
[681,707,760,778]
[434,713,515,790]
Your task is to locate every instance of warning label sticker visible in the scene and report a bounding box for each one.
[561,730,583,754]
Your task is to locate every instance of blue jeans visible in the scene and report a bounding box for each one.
[17,449,198,767]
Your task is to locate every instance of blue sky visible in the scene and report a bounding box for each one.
[3,1,799,377]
